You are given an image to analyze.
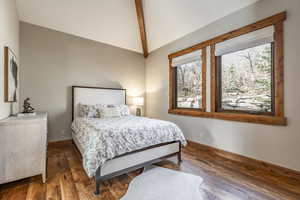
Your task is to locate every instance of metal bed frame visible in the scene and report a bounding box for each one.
[71,86,182,195]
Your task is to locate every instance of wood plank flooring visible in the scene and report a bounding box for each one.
[0,142,300,200]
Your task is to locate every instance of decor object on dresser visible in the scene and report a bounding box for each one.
[22,97,35,114]
[4,46,18,102]
[0,112,48,184]
[132,96,144,116]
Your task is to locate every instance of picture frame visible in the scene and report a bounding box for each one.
[4,46,18,102]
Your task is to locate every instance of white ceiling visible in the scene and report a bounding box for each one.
[16,0,259,54]
[144,0,259,52]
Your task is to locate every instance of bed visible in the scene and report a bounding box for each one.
[71,86,186,195]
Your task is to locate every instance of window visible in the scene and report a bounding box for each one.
[176,60,202,109]
[217,43,274,115]
[169,49,206,112]
[168,12,286,125]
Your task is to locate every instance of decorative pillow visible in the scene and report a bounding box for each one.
[100,107,121,118]
[118,105,130,116]
[79,103,100,118]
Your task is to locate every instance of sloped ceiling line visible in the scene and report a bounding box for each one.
[16,0,259,55]
[135,0,148,58]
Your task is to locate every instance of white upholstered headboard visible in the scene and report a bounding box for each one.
[72,86,126,121]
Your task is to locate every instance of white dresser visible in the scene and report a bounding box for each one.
[0,112,47,184]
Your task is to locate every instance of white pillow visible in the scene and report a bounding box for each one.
[100,107,121,118]
[118,105,130,116]
[79,103,100,118]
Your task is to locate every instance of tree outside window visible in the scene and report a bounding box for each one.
[218,43,273,114]
[176,60,202,109]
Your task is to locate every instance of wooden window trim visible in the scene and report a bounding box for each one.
[274,22,284,117]
[210,44,217,112]
[168,12,286,60]
[168,109,286,125]
[168,12,287,126]
[169,47,207,114]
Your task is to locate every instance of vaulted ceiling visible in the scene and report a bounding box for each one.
[16,0,259,55]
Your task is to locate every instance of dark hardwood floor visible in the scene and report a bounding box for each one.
[0,142,300,200]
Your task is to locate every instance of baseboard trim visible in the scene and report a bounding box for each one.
[48,139,72,147]
[187,140,300,179]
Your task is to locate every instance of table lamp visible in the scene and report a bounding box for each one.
[132,97,144,116]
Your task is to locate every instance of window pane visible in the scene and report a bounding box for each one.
[176,60,202,109]
[221,43,273,113]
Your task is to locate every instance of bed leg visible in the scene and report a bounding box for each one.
[178,141,182,164]
[94,180,101,195]
[94,168,101,195]
[177,152,182,164]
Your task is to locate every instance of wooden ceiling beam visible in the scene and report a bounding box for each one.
[135,0,149,58]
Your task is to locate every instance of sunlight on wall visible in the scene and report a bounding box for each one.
[127,88,143,97]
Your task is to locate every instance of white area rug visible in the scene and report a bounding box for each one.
[121,166,204,200]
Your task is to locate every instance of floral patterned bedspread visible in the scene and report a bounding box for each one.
[71,115,187,177]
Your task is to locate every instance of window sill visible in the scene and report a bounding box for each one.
[168,109,287,126]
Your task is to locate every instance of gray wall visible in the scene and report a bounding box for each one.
[145,0,300,171]
[20,22,145,142]
[0,0,19,120]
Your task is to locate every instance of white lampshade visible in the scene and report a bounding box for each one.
[132,97,144,106]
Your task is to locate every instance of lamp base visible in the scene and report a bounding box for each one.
[136,107,142,116]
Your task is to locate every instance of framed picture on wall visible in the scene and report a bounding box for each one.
[4,46,18,102]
